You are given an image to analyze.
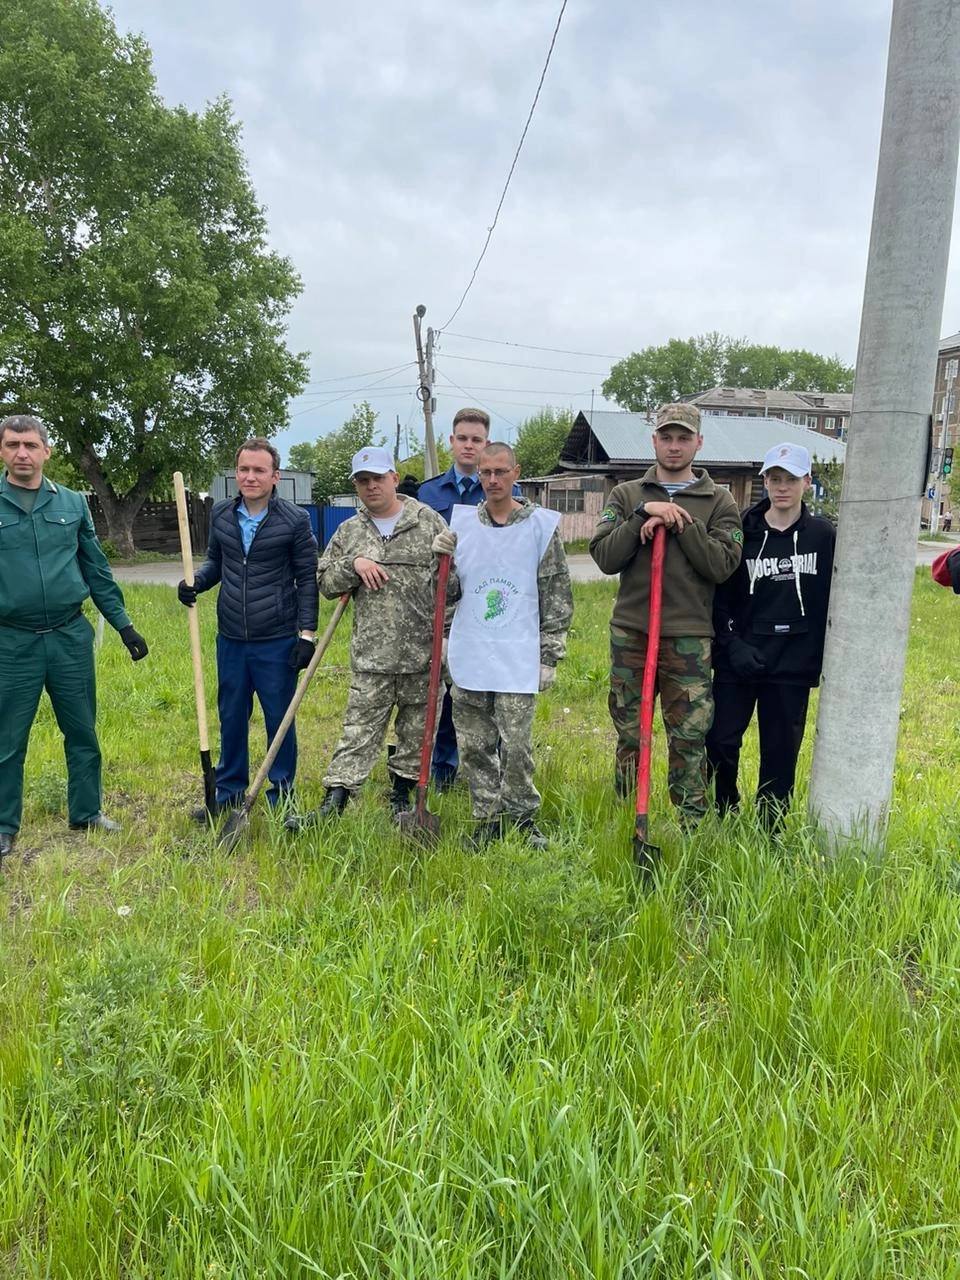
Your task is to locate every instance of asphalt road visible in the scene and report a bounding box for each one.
[113,541,959,588]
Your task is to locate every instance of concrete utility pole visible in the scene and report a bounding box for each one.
[413,306,439,477]
[809,0,960,847]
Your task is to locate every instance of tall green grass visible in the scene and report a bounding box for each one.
[1,573,959,1277]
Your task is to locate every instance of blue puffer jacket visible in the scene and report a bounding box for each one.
[193,495,319,641]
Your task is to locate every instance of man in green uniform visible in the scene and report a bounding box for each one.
[589,403,742,827]
[0,416,148,858]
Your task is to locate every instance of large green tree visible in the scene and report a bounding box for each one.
[603,334,854,413]
[513,406,574,478]
[0,0,307,554]
[288,402,384,504]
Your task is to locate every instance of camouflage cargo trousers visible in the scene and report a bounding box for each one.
[324,671,431,791]
[451,685,539,820]
[608,626,713,822]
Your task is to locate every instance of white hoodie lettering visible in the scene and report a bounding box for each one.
[745,552,819,580]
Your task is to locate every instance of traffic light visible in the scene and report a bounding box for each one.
[944,447,954,477]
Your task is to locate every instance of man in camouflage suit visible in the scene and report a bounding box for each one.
[285,447,456,825]
[589,404,742,827]
[446,442,573,850]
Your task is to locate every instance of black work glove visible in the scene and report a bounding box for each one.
[950,549,960,594]
[727,636,765,679]
[120,625,149,662]
[289,637,316,671]
[177,580,198,607]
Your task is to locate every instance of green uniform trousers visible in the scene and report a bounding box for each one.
[609,626,713,822]
[0,614,101,833]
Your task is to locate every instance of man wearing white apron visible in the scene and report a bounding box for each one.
[447,442,573,850]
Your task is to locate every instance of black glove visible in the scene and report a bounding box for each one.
[289,637,316,671]
[119,625,149,662]
[727,636,765,679]
[177,580,198,607]
[950,549,960,594]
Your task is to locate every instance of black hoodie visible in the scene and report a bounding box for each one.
[713,498,836,686]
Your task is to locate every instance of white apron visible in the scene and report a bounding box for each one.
[448,505,562,693]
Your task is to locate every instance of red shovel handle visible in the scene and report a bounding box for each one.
[416,552,452,791]
[636,525,666,820]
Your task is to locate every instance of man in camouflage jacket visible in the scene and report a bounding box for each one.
[589,403,742,826]
[447,442,573,850]
[286,447,457,825]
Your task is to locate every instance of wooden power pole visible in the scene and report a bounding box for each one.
[413,305,439,477]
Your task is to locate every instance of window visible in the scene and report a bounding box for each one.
[549,488,584,514]
[947,358,958,381]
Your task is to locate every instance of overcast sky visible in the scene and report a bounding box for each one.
[106,0,960,463]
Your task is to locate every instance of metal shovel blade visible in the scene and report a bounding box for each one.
[633,815,661,882]
[396,789,441,844]
[217,807,249,854]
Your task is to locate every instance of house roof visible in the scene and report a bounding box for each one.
[689,386,852,414]
[940,332,960,352]
[560,410,846,469]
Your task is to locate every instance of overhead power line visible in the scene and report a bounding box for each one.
[441,352,603,376]
[445,331,623,360]
[435,390,585,411]
[437,0,569,332]
[303,360,415,388]
[435,369,518,431]
[291,386,417,418]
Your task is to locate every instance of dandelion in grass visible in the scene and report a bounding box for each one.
[116,904,132,917]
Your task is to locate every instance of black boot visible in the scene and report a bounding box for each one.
[0,832,15,861]
[284,786,350,831]
[512,816,549,850]
[469,817,503,851]
[389,774,415,816]
[318,786,350,818]
[191,796,242,826]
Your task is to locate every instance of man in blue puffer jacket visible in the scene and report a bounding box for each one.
[178,438,318,817]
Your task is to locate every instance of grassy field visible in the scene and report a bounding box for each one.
[2,573,960,1278]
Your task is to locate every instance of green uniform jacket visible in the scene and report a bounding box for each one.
[0,475,131,632]
[589,467,742,637]
[318,496,458,674]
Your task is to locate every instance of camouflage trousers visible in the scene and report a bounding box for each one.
[609,626,713,821]
[324,671,431,791]
[451,685,539,820]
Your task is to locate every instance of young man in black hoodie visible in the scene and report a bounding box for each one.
[706,442,836,830]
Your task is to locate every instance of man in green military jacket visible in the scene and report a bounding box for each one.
[0,415,149,859]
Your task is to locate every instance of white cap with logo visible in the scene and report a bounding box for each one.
[760,442,811,478]
[350,446,396,477]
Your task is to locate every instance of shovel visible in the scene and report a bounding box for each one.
[634,524,666,879]
[219,593,351,853]
[174,471,216,814]
[397,553,451,843]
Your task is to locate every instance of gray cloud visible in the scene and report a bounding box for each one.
[106,0,960,459]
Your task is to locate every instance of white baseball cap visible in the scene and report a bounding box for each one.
[350,446,396,477]
[760,442,811,478]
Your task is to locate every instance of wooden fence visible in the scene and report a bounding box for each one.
[88,493,212,554]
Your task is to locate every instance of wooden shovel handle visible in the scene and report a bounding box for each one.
[242,593,351,811]
[173,472,211,754]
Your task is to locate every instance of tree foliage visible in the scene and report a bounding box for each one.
[395,443,452,484]
[603,334,854,413]
[288,403,384,504]
[0,0,307,553]
[810,458,844,522]
[513,407,575,478]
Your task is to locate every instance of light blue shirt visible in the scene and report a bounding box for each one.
[237,501,268,554]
